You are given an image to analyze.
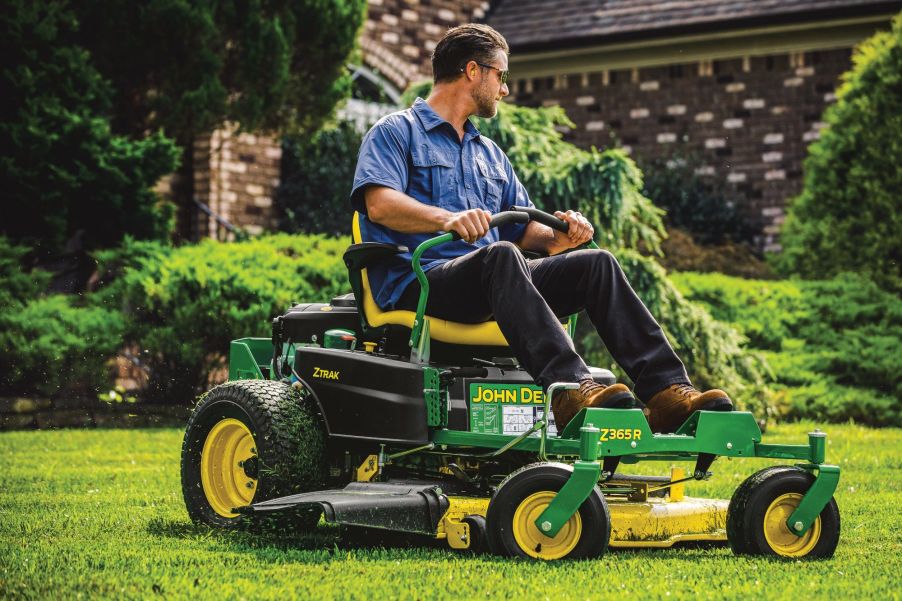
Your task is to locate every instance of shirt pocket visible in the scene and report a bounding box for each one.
[476,159,509,210]
[411,147,456,206]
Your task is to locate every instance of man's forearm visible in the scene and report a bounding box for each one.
[365,186,451,233]
[518,221,567,255]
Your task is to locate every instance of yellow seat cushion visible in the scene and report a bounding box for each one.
[353,212,509,346]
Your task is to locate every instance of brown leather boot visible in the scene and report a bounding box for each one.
[645,383,733,433]
[552,380,636,430]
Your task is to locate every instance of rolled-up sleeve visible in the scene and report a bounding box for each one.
[350,117,410,213]
[497,155,534,242]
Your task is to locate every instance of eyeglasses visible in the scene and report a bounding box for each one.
[472,62,510,86]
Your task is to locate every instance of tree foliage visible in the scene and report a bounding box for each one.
[776,15,902,292]
[0,1,179,253]
[641,148,754,245]
[278,120,360,236]
[73,0,367,141]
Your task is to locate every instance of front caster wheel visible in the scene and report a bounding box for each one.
[727,466,840,559]
[486,463,610,560]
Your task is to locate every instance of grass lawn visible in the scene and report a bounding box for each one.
[2,422,900,600]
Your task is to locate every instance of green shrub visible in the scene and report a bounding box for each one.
[776,15,902,292]
[641,149,754,245]
[674,272,902,426]
[0,237,52,308]
[115,234,349,403]
[278,120,361,237]
[0,295,125,397]
[0,237,122,397]
[0,2,179,254]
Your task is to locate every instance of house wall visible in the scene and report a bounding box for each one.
[193,128,282,239]
[507,47,853,251]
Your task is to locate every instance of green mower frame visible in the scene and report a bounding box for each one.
[185,207,841,560]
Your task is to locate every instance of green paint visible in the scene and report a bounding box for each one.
[788,464,841,536]
[423,367,446,428]
[228,338,272,381]
[534,460,601,537]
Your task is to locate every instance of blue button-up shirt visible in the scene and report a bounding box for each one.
[351,98,534,309]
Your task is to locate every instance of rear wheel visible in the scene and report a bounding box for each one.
[727,467,840,559]
[486,463,610,560]
[180,379,327,529]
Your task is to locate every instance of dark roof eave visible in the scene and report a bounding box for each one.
[506,1,901,55]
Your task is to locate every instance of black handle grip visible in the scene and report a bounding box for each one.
[448,210,529,241]
[509,206,569,233]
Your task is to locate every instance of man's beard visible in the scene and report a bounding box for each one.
[472,81,498,118]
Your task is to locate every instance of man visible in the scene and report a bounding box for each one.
[350,24,732,432]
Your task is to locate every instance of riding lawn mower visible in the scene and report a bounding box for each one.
[180,207,840,560]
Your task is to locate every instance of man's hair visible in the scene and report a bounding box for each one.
[431,24,509,83]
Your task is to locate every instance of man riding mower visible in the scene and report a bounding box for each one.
[180,206,840,560]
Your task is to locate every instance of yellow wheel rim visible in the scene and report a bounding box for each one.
[200,418,257,518]
[511,491,583,560]
[763,493,822,557]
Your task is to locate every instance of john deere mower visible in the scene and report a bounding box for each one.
[180,207,840,560]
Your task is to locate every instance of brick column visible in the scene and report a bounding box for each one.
[193,126,282,238]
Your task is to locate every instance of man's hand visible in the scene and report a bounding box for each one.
[443,209,492,243]
[553,210,594,249]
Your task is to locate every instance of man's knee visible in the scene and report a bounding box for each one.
[482,241,528,277]
[484,241,525,264]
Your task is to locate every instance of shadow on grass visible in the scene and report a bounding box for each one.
[147,514,730,566]
[146,515,447,556]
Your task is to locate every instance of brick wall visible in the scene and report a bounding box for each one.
[362,0,490,90]
[508,48,852,251]
[193,127,282,238]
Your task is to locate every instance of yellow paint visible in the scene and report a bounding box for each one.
[356,454,379,482]
[435,497,490,549]
[435,493,726,551]
[607,496,728,548]
[200,418,256,518]
[669,467,685,502]
[512,491,583,560]
[311,367,340,380]
[443,519,472,549]
[762,493,822,557]
[599,428,642,442]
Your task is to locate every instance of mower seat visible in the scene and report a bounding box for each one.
[346,212,510,346]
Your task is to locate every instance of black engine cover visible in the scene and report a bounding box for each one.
[294,346,430,445]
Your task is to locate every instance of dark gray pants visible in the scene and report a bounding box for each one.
[397,242,689,401]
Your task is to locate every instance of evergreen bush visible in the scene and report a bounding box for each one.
[0,1,179,255]
[776,15,902,292]
[674,272,901,426]
[278,121,362,237]
[111,235,348,403]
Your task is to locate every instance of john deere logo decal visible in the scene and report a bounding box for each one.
[468,383,556,436]
[312,367,340,380]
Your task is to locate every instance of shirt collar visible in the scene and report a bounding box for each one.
[412,97,481,140]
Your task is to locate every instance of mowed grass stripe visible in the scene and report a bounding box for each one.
[1,423,900,600]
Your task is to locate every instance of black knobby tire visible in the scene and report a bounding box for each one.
[180,379,327,530]
[727,466,799,555]
[727,466,840,559]
[486,463,610,560]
